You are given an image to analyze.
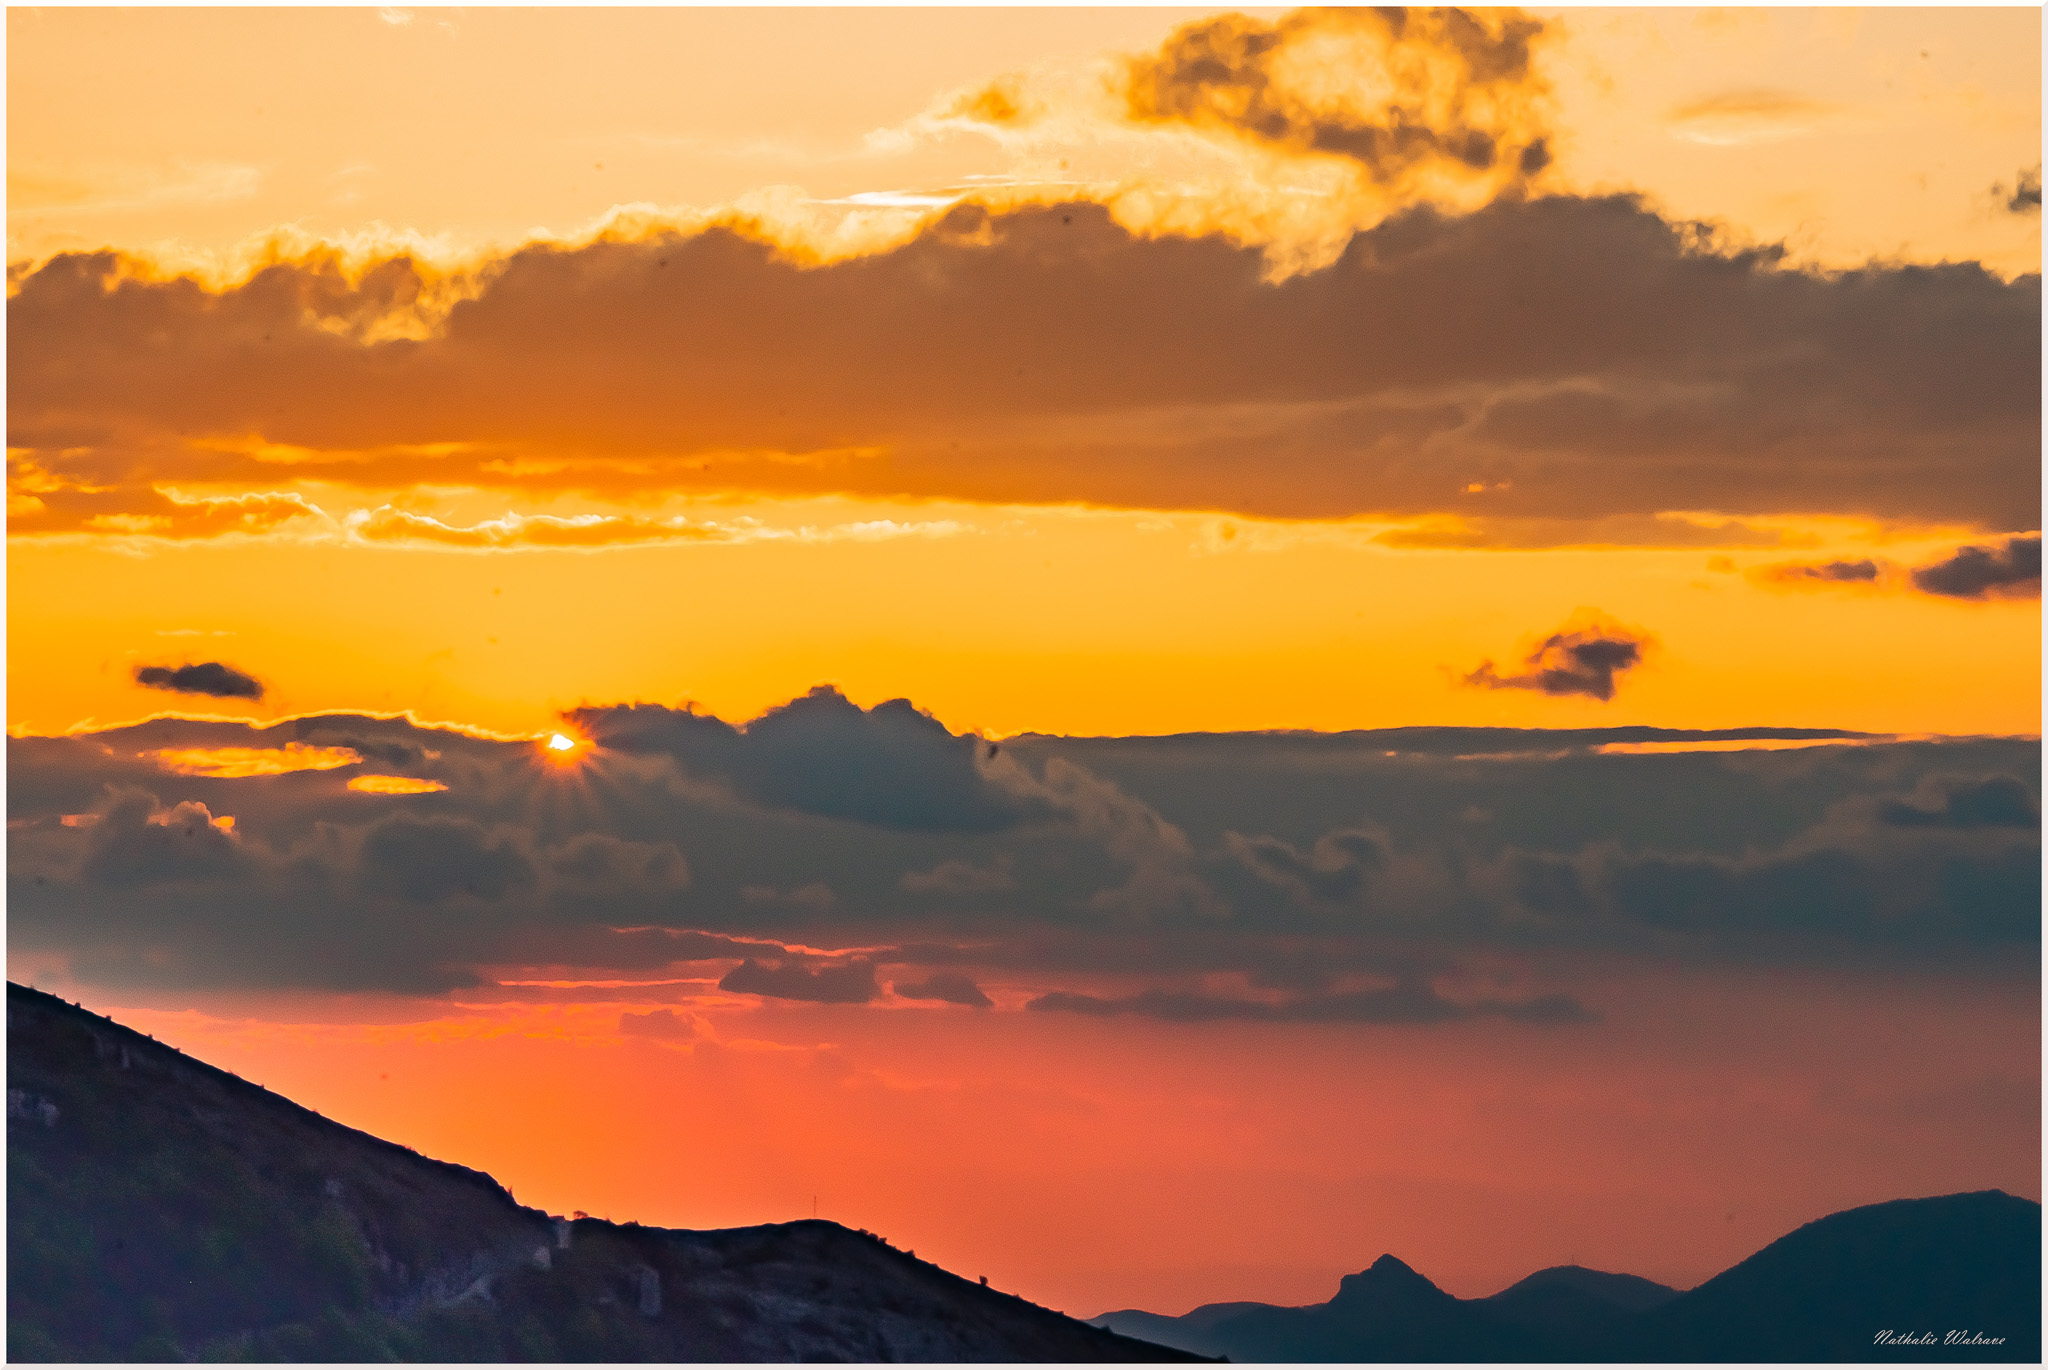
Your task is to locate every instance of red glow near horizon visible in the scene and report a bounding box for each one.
[75,963,2040,1318]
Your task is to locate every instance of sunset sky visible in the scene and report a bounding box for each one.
[7,5,2040,1318]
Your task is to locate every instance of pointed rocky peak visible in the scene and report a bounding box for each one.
[1334,1254,1447,1305]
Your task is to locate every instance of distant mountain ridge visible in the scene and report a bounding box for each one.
[1094,1193,2041,1362]
[6,982,1200,1362]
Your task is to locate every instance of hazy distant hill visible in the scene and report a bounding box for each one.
[5,982,1199,1362]
[1094,1194,2040,1363]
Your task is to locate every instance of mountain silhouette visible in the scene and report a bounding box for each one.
[1205,1254,1538,1361]
[1095,1196,2040,1362]
[1480,1264,1680,1352]
[5,982,1202,1362]
[1631,1190,2042,1361]
[1095,1253,1599,1362]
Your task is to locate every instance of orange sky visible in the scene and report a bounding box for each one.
[7,503,2040,740]
[9,7,2039,276]
[7,4,2040,1320]
[7,6,2039,740]
[8,6,2040,741]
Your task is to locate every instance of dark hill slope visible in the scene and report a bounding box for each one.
[1630,1190,2042,1362]
[6,982,1198,1362]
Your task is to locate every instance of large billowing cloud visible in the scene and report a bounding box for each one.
[6,694,2036,1008]
[9,190,2038,544]
[570,687,1045,833]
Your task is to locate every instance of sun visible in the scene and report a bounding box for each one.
[541,731,586,766]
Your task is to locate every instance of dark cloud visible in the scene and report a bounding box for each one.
[900,858,1016,894]
[1506,852,1591,917]
[358,815,533,903]
[304,731,440,768]
[890,972,994,1008]
[571,688,1041,833]
[1600,838,2041,947]
[1595,771,2041,945]
[2000,165,2042,215]
[1909,535,2041,599]
[1225,826,1386,905]
[547,833,691,893]
[76,791,249,888]
[9,195,2038,540]
[1001,728,2041,960]
[1464,621,1648,701]
[133,662,264,700]
[1025,979,1595,1026]
[1881,775,2039,830]
[1121,8,1550,187]
[718,958,880,1005]
[1755,558,1883,585]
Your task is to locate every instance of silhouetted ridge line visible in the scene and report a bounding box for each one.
[6,982,1204,1362]
[1093,1192,2040,1362]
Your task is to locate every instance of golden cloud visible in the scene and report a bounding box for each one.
[7,185,2037,543]
[348,775,450,795]
[148,744,362,778]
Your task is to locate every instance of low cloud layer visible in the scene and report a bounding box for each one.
[1879,775,2039,831]
[892,972,994,1009]
[1026,980,1593,1026]
[133,662,264,699]
[7,695,2036,1013]
[718,957,880,1005]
